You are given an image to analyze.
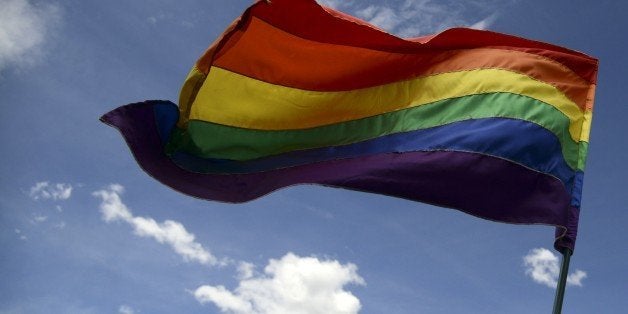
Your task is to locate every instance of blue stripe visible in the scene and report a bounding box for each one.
[152,100,179,145]
[166,117,575,189]
[571,171,584,207]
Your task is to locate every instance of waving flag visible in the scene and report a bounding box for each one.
[101,0,598,251]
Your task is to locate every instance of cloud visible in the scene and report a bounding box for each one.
[118,305,135,314]
[93,184,222,266]
[145,11,194,28]
[356,6,401,32]
[15,228,27,241]
[316,0,352,9]
[31,214,48,224]
[0,0,61,72]
[469,14,498,30]
[94,185,364,313]
[147,16,159,25]
[92,184,132,222]
[567,270,587,287]
[237,262,256,280]
[194,252,365,314]
[29,182,73,201]
[523,248,587,288]
[317,0,516,38]
[146,13,169,26]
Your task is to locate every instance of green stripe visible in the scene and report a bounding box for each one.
[166,92,584,170]
[578,141,589,170]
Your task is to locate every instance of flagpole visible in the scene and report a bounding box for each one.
[552,248,572,314]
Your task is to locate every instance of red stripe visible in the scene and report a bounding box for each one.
[198,0,597,85]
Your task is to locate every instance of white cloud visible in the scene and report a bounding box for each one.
[131,217,220,265]
[14,228,27,240]
[567,269,587,287]
[15,229,27,241]
[93,184,221,266]
[237,261,256,280]
[32,214,48,224]
[469,14,497,30]
[318,0,516,38]
[94,185,363,313]
[92,184,132,222]
[316,0,351,9]
[194,252,365,314]
[118,305,135,314]
[146,13,168,26]
[0,0,61,72]
[146,12,194,28]
[357,6,401,32]
[29,182,73,201]
[195,286,253,314]
[523,248,587,288]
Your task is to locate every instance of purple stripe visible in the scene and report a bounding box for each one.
[101,101,577,250]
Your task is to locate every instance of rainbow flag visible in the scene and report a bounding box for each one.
[101,0,598,250]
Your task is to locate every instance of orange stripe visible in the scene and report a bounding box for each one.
[213,17,591,111]
[249,0,597,83]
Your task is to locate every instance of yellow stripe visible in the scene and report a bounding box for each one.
[577,83,597,169]
[178,66,207,128]
[189,67,591,142]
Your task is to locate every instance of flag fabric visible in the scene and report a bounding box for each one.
[101,0,598,251]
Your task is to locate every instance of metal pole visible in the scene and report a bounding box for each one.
[552,248,572,314]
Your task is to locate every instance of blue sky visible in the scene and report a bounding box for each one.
[1,0,627,313]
